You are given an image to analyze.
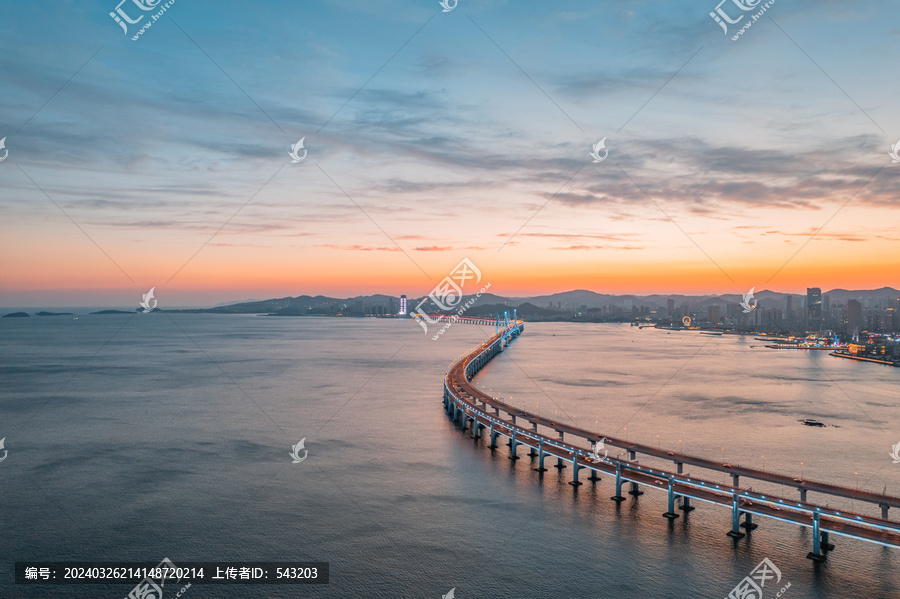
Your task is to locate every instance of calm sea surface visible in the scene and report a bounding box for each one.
[2,315,900,598]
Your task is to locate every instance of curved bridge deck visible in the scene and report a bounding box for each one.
[442,322,900,560]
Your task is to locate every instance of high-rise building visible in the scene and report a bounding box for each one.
[399,295,407,316]
[847,299,862,338]
[667,298,675,314]
[708,304,722,324]
[807,287,822,329]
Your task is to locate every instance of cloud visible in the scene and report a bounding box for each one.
[314,244,402,252]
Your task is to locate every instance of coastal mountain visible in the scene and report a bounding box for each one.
[195,287,899,315]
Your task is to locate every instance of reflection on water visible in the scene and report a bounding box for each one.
[1,315,898,598]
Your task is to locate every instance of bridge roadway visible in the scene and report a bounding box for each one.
[421,314,500,326]
[442,322,900,560]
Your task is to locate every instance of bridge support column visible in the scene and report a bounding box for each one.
[529,423,538,457]
[508,431,519,461]
[569,453,582,486]
[663,479,679,519]
[471,417,480,439]
[807,512,825,561]
[629,450,636,461]
[674,462,694,511]
[731,474,739,487]
[740,511,757,530]
[820,530,834,551]
[799,488,807,502]
[726,494,745,539]
[611,463,625,502]
[881,504,890,520]
[588,464,601,482]
[555,431,567,469]
[460,411,468,431]
[489,422,498,449]
[628,481,643,497]
[534,440,547,472]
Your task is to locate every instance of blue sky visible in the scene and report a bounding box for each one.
[1,0,898,306]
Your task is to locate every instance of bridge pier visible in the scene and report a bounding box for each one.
[489,422,498,449]
[800,488,807,502]
[881,504,890,520]
[509,431,519,461]
[675,462,695,512]
[554,431,567,469]
[731,474,739,487]
[460,411,468,432]
[807,512,826,561]
[611,463,625,502]
[534,440,547,472]
[529,423,538,457]
[663,479,679,519]
[628,481,643,497]
[727,494,745,539]
[628,450,636,461]
[740,511,757,530]
[471,417,480,439]
[569,453,582,486]
[588,464,601,482]
[821,530,835,551]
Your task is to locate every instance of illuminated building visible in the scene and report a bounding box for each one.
[847,299,861,339]
[399,295,407,316]
[807,287,822,330]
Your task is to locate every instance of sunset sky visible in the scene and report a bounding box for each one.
[1,0,898,307]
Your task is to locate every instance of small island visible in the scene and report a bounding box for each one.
[90,310,138,315]
[36,311,74,316]
[2,312,30,318]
